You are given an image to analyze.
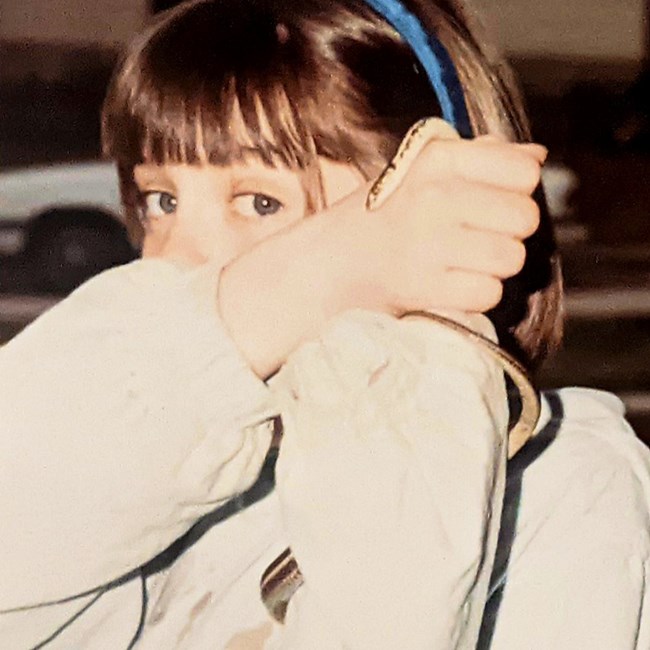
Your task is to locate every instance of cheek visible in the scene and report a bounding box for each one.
[142,220,212,268]
[140,230,165,259]
[141,205,305,267]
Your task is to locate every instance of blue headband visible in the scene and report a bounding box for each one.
[363,0,473,138]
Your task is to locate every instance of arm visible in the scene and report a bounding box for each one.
[267,310,510,649]
[219,137,545,377]
[0,259,274,610]
[0,137,541,611]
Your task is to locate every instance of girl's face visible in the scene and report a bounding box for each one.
[135,157,363,267]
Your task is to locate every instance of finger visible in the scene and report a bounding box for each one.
[428,181,541,238]
[426,227,526,279]
[419,138,544,193]
[418,269,504,313]
[452,230,526,278]
[518,143,548,164]
[418,181,540,238]
[454,140,543,192]
[474,135,548,164]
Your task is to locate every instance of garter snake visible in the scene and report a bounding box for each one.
[260,117,541,623]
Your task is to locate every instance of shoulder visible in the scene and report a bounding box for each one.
[536,387,649,481]
[490,389,650,647]
[512,387,650,553]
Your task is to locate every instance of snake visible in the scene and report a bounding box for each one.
[260,117,541,624]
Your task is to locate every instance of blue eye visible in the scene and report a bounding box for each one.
[140,191,177,219]
[253,194,282,216]
[233,193,283,218]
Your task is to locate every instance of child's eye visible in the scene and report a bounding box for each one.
[233,193,283,218]
[140,191,178,220]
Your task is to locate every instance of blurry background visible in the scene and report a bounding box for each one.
[1,0,649,439]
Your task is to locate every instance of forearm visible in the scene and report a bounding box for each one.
[0,260,274,609]
[218,188,384,378]
[269,311,509,648]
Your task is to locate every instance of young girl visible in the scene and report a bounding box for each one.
[2,0,649,648]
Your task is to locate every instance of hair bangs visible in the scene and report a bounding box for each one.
[103,0,325,173]
[103,69,317,174]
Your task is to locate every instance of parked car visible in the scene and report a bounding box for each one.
[0,161,136,294]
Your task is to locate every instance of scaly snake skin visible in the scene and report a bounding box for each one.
[260,118,541,623]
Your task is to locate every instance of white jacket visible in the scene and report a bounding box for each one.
[1,260,649,649]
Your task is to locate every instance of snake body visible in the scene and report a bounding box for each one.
[366,117,461,211]
[367,117,540,459]
[260,117,541,623]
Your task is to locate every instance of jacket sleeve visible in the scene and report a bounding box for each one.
[0,259,275,610]
[266,309,510,650]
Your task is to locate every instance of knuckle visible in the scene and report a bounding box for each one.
[477,276,504,310]
[521,157,542,191]
[489,236,525,277]
[418,183,454,220]
[423,140,455,176]
[427,181,452,204]
[521,197,541,236]
[477,132,507,144]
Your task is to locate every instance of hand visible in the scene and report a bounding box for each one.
[352,135,546,314]
[218,136,546,377]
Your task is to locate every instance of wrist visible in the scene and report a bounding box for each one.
[320,189,397,317]
[217,197,364,377]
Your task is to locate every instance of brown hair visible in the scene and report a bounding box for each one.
[102,0,563,369]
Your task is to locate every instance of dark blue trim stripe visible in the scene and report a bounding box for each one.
[363,0,473,138]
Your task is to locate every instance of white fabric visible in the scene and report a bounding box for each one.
[138,308,509,650]
[486,388,650,649]
[1,261,650,648]
[137,389,650,650]
[269,310,508,649]
[0,260,275,647]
